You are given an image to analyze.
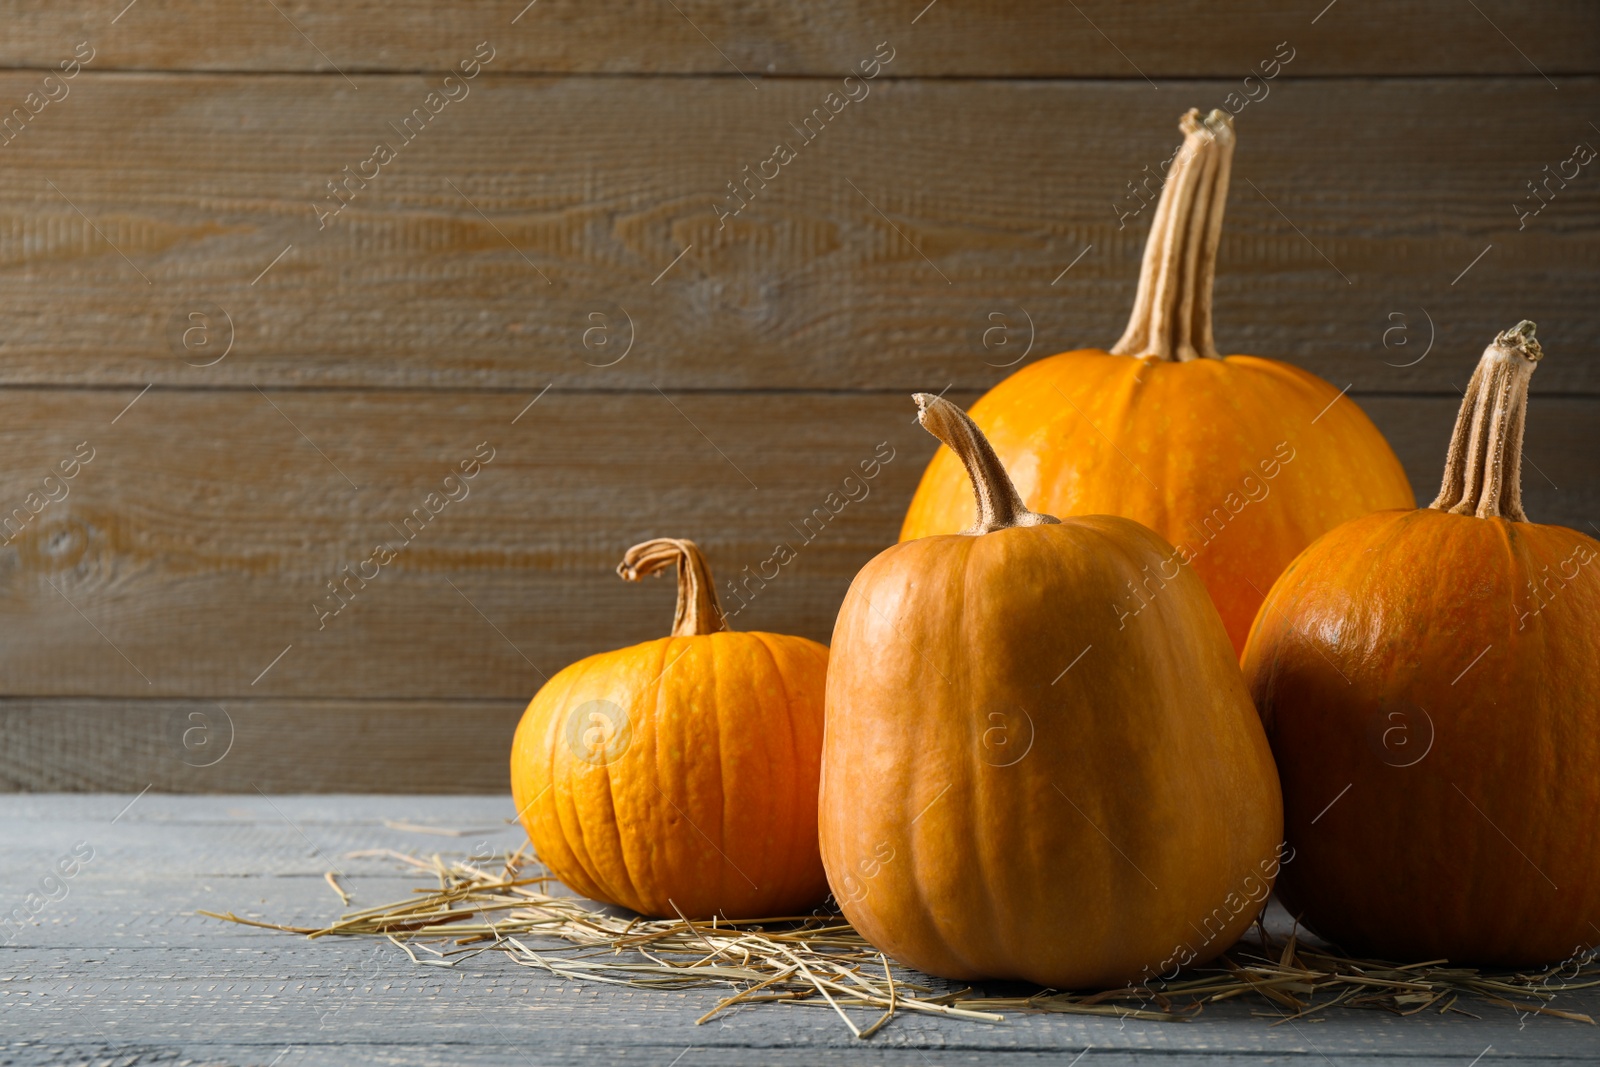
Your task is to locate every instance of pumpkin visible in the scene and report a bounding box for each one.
[509,538,830,919]
[1241,322,1600,964]
[901,108,1414,654]
[821,394,1283,988]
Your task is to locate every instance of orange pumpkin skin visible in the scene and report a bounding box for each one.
[822,514,1284,988]
[511,629,830,920]
[902,350,1415,654]
[1242,510,1600,964]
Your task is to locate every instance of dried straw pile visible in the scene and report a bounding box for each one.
[203,849,1598,1037]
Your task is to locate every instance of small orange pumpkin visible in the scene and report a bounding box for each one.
[902,109,1414,653]
[510,538,830,919]
[1242,322,1600,964]
[822,394,1283,988]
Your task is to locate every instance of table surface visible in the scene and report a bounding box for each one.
[3,795,1596,1067]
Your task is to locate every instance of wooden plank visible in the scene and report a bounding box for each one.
[0,75,1596,393]
[0,390,1591,711]
[0,389,934,700]
[4,1,1597,76]
[2,795,1598,1066]
[0,699,521,793]
[1369,395,1598,529]
[0,795,532,879]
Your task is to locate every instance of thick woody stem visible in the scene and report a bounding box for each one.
[617,538,729,636]
[913,394,1060,535]
[1111,108,1235,362]
[1429,320,1543,522]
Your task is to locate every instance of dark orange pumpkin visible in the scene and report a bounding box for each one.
[822,394,1283,988]
[1242,322,1600,964]
[510,538,830,919]
[902,109,1413,653]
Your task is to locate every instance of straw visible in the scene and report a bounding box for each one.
[201,853,1599,1038]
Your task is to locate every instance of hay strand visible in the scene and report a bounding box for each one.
[203,852,1599,1039]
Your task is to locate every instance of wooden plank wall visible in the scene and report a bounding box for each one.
[1,1,1596,792]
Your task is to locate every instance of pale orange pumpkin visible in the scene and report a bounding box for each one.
[902,109,1414,653]
[510,538,830,919]
[822,394,1283,989]
[1242,322,1600,964]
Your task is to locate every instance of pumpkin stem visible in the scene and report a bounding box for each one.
[617,538,730,636]
[1429,320,1543,522]
[1110,108,1234,363]
[913,394,1061,534]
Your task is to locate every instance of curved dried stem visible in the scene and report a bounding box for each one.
[1430,320,1543,522]
[913,394,1060,535]
[617,538,729,636]
[1111,108,1235,362]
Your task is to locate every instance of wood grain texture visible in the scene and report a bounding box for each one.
[0,389,1591,713]
[0,389,935,702]
[3,1,1597,76]
[0,75,1595,392]
[3,795,1598,1065]
[0,699,521,792]
[2,2,1597,795]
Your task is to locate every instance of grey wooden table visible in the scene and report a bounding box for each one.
[3,795,1595,1066]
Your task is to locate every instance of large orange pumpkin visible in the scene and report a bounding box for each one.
[1242,322,1600,964]
[822,394,1283,989]
[510,538,830,919]
[902,108,1414,653]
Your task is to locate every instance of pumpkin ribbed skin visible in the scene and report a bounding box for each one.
[902,350,1415,654]
[511,629,830,919]
[822,513,1283,988]
[1242,509,1600,964]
